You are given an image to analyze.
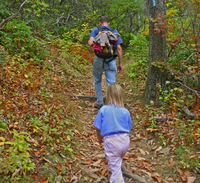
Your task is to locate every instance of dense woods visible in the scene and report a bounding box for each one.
[0,0,199,182]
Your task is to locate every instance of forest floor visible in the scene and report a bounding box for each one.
[1,53,199,183]
[67,58,200,183]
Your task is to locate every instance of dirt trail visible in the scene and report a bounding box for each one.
[70,60,184,183]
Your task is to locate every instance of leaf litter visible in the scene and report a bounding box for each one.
[68,59,199,183]
[0,50,199,182]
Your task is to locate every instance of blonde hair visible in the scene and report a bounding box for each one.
[106,84,124,107]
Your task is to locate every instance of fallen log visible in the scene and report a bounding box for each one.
[70,94,106,102]
[121,165,148,183]
[150,106,200,122]
[79,165,107,182]
[79,163,147,182]
[183,106,200,119]
[150,117,173,122]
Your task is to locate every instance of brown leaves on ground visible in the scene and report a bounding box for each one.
[65,65,199,182]
[0,45,199,182]
[0,43,96,181]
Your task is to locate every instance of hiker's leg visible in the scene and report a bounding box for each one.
[105,59,116,86]
[92,56,104,105]
[104,133,130,183]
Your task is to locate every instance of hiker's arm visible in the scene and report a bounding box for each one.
[117,44,122,73]
[88,37,95,47]
[95,128,103,144]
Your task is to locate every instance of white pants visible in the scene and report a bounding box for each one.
[104,133,130,183]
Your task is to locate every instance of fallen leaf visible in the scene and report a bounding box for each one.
[82,159,93,165]
[11,168,22,178]
[137,156,146,161]
[42,156,55,166]
[141,169,151,176]
[67,135,71,141]
[31,148,44,156]
[187,177,197,183]
[70,175,78,181]
[151,145,158,151]
[65,161,73,167]
[168,157,173,165]
[131,154,138,158]
[123,156,129,160]
[33,172,38,181]
[151,173,162,183]
[9,123,17,128]
[100,160,107,166]
[48,104,54,114]
[184,169,191,178]
[138,148,146,155]
[136,160,145,169]
[53,76,57,81]
[40,177,48,183]
[80,151,87,157]
[96,154,105,158]
[101,169,107,176]
[155,146,162,153]
[91,159,101,167]
[76,155,82,159]
[147,128,159,132]
[189,155,197,159]
[92,157,98,161]
[74,129,81,136]
[55,162,62,171]
[177,169,187,181]
[89,168,99,174]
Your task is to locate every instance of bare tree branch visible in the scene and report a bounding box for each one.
[176,81,200,97]
[181,53,194,65]
[26,20,36,25]
[40,42,52,46]
[0,0,28,29]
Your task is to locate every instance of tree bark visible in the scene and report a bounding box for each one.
[144,0,167,105]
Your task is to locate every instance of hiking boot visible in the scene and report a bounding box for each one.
[94,103,103,110]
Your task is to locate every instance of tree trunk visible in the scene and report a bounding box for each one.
[144,0,167,105]
[60,0,64,5]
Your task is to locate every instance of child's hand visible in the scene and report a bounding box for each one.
[98,137,103,144]
[96,128,103,144]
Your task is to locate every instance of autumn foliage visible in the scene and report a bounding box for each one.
[0,0,200,182]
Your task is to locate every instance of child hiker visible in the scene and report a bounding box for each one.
[93,84,132,183]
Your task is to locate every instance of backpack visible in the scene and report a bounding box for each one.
[93,26,118,61]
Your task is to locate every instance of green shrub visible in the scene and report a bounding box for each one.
[0,20,38,56]
[0,130,35,181]
[125,33,149,79]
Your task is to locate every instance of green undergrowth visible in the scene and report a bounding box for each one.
[0,40,93,182]
[125,33,149,81]
[120,51,200,181]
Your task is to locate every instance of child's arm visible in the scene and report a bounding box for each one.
[96,128,103,144]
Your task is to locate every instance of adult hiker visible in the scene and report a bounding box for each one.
[88,16,123,110]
